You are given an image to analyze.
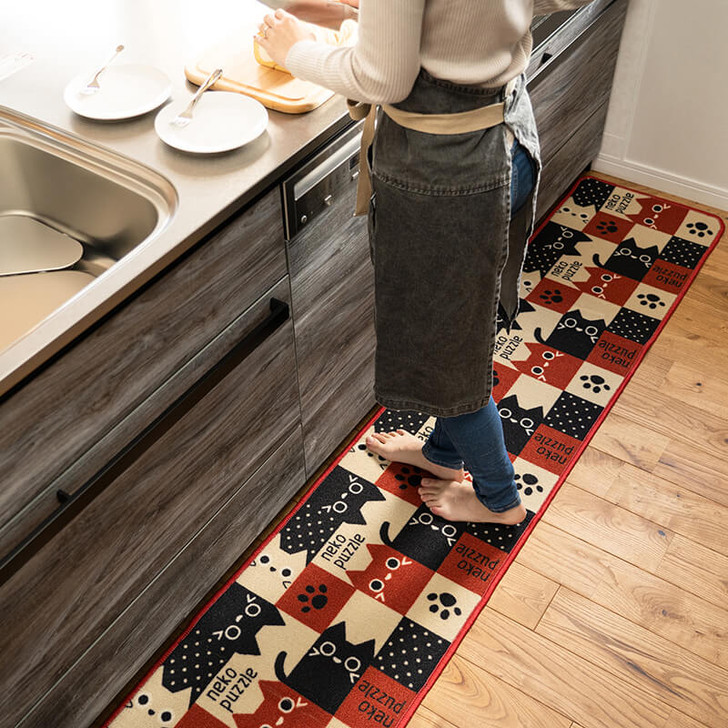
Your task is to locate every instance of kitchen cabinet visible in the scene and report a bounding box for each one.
[283,123,377,477]
[0,189,308,728]
[528,0,629,221]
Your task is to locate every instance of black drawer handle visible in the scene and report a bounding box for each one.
[0,298,289,586]
[540,51,553,66]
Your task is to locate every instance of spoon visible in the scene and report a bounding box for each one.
[81,44,125,95]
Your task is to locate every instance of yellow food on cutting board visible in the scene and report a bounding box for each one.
[254,19,358,74]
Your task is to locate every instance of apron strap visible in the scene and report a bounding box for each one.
[347,76,517,217]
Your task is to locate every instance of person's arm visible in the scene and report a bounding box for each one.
[533,0,598,13]
[258,0,426,104]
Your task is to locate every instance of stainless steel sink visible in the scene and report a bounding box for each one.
[0,107,177,351]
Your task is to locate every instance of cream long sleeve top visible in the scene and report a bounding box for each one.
[285,0,597,104]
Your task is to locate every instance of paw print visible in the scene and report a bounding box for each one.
[538,288,564,305]
[514,472,543,497]
[596,219,619,234]
[637,293,665,310]
[493,368,500,387]
[560,205,590,222]
[393,465,423,490]
[297,584,328,613]
[686,221,713,238]
[426,592,462,620]
[579,374,611,394]
[358,442,388,465]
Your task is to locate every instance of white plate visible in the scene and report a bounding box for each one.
[64,63,172,120]
[154,91,268,154]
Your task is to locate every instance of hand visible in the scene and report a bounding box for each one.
[283,0,359,29]
[257,8,316,69]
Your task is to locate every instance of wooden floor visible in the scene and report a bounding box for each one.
[406,176,728,728]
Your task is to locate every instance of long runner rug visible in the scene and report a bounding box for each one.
[105,174,723,728]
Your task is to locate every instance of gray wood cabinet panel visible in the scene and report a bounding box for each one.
[535,98,609,222]
[0,278,303,728]
[0,187,287,556]
[287,182,376,477]
[529,0,628,221]
[22,428,306,728]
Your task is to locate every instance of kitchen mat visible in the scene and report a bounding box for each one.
[104,175,723,728]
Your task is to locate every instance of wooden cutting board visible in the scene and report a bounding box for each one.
[184,10,334,114]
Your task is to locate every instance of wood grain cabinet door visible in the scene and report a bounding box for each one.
[528,0,629,222]
[0,188,287,557]
[0,279,306,728]
[287,179,377,477]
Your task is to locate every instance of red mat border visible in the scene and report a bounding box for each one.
[103,174,725,728]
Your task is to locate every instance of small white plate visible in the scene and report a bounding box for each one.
[64,63,172,120]
[154,91,268,154]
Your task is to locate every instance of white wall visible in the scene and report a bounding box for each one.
[594,0,728,210]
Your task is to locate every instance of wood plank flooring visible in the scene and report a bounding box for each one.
[408,174,728,728]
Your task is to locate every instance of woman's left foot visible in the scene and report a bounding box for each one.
[418,477,526,525]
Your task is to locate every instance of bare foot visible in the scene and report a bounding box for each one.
[365,430,465,482]
[418,477,527,525]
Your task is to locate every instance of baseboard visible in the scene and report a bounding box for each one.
[592,154,728,212]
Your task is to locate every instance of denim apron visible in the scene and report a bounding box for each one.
[368,68,541,417]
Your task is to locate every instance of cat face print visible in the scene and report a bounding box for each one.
[275,622,376,715]
[380,506,463,571]
[347,544,433,613]
[279,467,385,563]
[496,394,545,455]
[626,196,685,233]
[534,309,607,360]
[112,669,190,728]
[593,238,659,281]
[238,534,309,604]
[523,222,592,277]
[162,584,284,705]
[232,680,329,728]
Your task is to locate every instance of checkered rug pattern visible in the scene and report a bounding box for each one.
[105,175,723,728]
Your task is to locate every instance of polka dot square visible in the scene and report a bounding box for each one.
[544,392,603,440]
[659,235,710,270]
[466,510,535,550]
[375,409,430,435]
[572,177,615,212]
[373,618,450,692]
[608,307,660,345]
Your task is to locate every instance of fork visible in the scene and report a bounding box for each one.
[170,68,224,128]
[80,44,125,95]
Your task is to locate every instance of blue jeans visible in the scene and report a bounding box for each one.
[421,139,535,513]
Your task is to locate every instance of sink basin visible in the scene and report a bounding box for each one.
[0,107,176,351]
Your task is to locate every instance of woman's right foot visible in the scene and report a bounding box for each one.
[365,429,465,482]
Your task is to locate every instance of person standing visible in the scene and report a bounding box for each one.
[257,0,596,525]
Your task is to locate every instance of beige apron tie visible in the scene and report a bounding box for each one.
[348,78,517,216]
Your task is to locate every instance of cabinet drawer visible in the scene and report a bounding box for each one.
[529,0,627,165]
[0,187,286,554]
[527,0,616,83]
[19,428,306,728]
[0,278,303,728]
[287,172,376,476]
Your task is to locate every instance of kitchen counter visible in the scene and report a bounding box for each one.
[0,0,352,397]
